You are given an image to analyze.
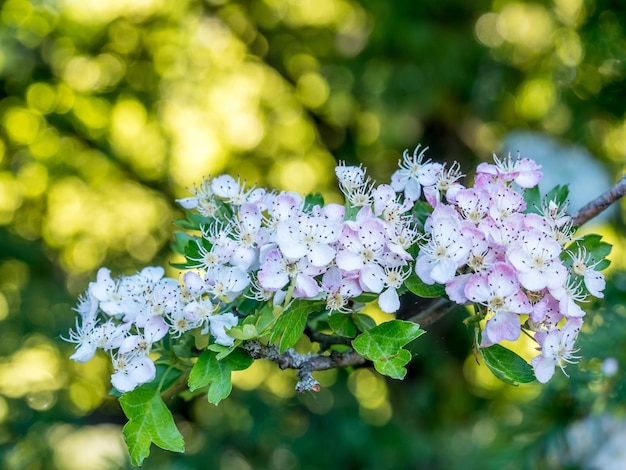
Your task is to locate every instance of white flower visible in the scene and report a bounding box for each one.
[111,354,156,393]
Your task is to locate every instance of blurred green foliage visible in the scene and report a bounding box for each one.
[0,0,625,468]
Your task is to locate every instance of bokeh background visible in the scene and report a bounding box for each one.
[1,0,626,468]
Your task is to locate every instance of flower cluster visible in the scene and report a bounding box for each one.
[67,146,608,392]
[399,152,606,382]
[66,266,239,392]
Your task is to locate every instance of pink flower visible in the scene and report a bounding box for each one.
[532,318,582,383]
[390,145,441,200]
[464,262,532,345]
[415,207,471,285]
[276,213,342,267]
[476,153,542,188]
[507,229,567,291]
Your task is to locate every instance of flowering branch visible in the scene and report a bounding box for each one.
[243,340,366,392]
[573,175,626,227]
[66,145,617,465]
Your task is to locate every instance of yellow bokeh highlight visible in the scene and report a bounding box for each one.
[474,13,503,48]
[496,3,554,52]
[276,159,318,194]
[48,424,127,470]
[17,162,48,198]
[59,0,166,24]
[3,107,43,145]
[296,72,330,108]
[110,98,147,140]
[516,78,556,120]
[0,395,8,423]
[554,28,584,66]
[0,172,23,224]
[553,0,585,26]
[27,83,57,114]
[347,368,392,426]
[0,340,64,398]
[602,119,626,164]
[72,96,110,132]
[0,292,9,321]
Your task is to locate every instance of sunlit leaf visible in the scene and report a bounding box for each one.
[328,313,357,338]
[405,274,446,298]
[120,387,185,466]
[480,344,536,386]
[188,349,253,404]
[269,300,312,353]
[352,320,425,379]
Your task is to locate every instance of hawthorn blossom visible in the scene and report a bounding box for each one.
[321,267,362,313]
[258,248,324,299]
[176,178,219,217]
[335,163,374,207]
[415,207,471,285]
[89,267,126,316]
[507,229,568,291]
[276,213,342,267]
[423,161,464,206]
[378,266,411,313]
[211,175,264,206]
[549,275,587,318]
[569,246,606,298]
[464,262,532,346]
[336,217,389,293]
[391,145,441,200]
[111,353,156,393]
[205,265,250,302]
[532,318,582,383]
[476,153,542,188]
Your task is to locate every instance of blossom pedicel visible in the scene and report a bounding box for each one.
[67,146,609,395]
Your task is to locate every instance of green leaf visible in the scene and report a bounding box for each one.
[228,324,258,340]
[352,320,425,379]
[412,200,433,226]
[303,193,325,212]
[372,348,412,379]
[120,387,185,466]
[268,300,310,353]
[404,274,446,298]
[328,313,357,338]
[352,313,376,332]
[523,186,541,214]
[188,349,253,404]
[480,344,536,386]
[170,231,196,256]
[544,184,569,207]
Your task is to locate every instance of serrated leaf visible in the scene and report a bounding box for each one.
[328,313,357,338]
[372,348,412,379]
[352,313,376,332]
[120,387,185,466]
[228,324,257,340]
[269,301,310,353]
[171,231,196,256]
[352,320,425,379]
[404,274,446,298]
[255,303,275,333]
[188,349,253,404]
[523,186,541,214]
[480,344,536,386]
[545,184,569,207]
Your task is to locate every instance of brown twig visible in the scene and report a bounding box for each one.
[243,340,366,392]
[573,175,626,227]
[406,297,455,327]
